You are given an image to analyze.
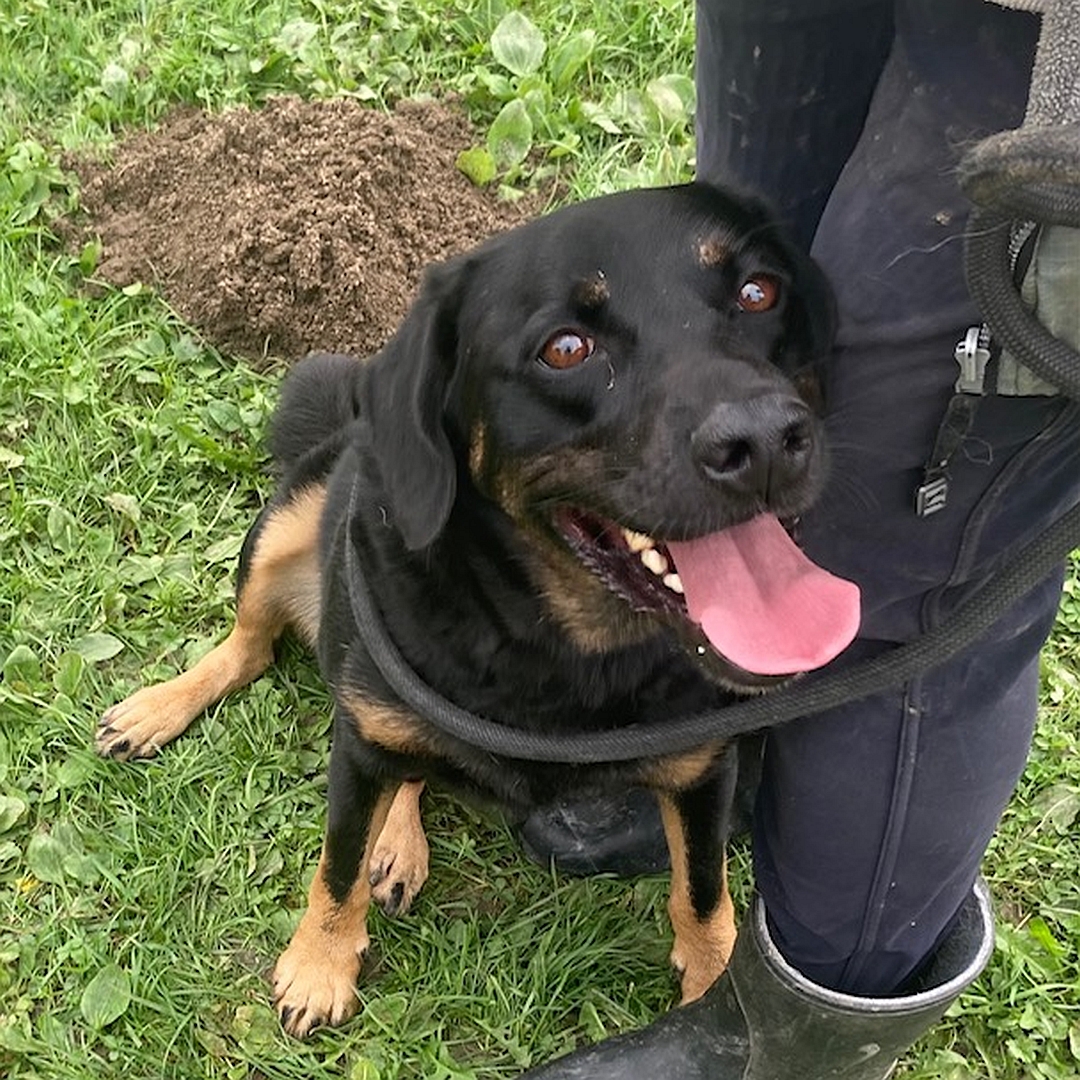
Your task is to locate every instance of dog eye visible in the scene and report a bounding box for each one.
[539,330,595,370]
[737,275,780,313]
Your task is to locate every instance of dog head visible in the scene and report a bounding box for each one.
[362,183,857,688]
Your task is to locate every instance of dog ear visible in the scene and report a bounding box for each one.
[361,256,469,551]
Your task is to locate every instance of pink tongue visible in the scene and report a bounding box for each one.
[667,516,860,676]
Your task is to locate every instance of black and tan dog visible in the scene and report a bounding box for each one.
[97,183,860,1037]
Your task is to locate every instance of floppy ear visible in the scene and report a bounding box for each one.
[361,256,468,551]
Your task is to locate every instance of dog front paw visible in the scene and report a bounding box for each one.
[369,834,429,918]
[670,922,736,1004]
[367,780,429,917]
[96,682,199,759]
[271,924,368,1037]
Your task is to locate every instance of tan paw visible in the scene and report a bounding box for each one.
[367,781,428,916]
[96,682,200,759]
[671,928,735,1004]
[271,929,368,1038]
[369,827,429,917]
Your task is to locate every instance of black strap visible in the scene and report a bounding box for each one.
[916,325,1000,517]
[915,392,984,516]
[344,478,1080,764]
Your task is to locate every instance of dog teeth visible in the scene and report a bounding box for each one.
[640,548,669,576]
[619,527,681,592]
[621,527,653,553]
[663,572,684,594]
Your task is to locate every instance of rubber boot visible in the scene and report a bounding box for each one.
[519,879,994,1079]
[519,738,765,876]
[518,788,671,876]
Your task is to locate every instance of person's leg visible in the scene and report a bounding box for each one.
[755,567,1068,995]
[752,0,1071,995]
[518,1,1080,1075]
[695,0,894,249]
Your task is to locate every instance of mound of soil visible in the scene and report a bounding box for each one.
[70,96,535,363]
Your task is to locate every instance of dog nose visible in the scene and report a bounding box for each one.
[692,393,816,500]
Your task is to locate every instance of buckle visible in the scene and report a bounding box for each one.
[954,325,991,394]
[915,474,949,517]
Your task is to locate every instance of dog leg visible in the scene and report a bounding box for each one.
[369,780,429,917]
[96,486,325,759]
[273,717,395,1037]
[657,765,738,1003]
[95,621,277,759]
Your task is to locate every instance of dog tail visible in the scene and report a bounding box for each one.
[268,352,363,469]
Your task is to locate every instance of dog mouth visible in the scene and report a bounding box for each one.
[554,507,861,679]
[555,508,690,617]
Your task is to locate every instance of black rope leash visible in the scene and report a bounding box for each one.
[961,124,1080,399]
[345,485,1080,764]
[344,128,1080,765]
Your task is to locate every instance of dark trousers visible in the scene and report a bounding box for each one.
[696,0,1080,993]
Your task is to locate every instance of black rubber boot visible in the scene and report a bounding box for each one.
[519,738,764,877]
[519,880,994,1078]
[518,788,672,876]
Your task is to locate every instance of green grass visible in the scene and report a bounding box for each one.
[1,2,1078,1078]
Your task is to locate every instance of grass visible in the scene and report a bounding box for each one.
[1,1,1078,1077]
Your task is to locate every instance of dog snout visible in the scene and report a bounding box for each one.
[691,393,816,501]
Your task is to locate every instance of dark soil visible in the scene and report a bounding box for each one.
[70,96,535,364]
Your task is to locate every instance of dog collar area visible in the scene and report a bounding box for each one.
[340,477,1080,764]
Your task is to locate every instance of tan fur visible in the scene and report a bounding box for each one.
[245,485,326,646]
[641,744,726,792]
[658,793,737,1004]
[369,780,429,915]
[96,485,326,759]
[469,419,488,482]
[343,693,441,757]
[697,230,736,268]
[476,449,666,652]
[532,562,659,652]
[571,272,610,309]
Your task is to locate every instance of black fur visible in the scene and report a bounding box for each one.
[269,352,363,468]
[245,183,835,1006]
[260,182,836,804]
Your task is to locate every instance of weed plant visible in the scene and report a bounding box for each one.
[2,2,1078,1077]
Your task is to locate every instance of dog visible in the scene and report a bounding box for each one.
[96,182,859,1038]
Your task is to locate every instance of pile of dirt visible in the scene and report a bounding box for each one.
[70,96,536,364]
